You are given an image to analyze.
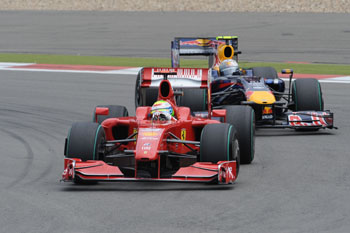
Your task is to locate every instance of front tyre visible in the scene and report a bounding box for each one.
[200,123,240,176]
[292,78,324,111]
[223,105,255,164]
[65,122,106,184]
[66,122,106,161]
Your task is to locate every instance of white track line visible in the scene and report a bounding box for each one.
[1,62,349,84]
[0,67,142,75]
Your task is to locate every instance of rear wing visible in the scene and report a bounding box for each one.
[136,67,212,112]
[171,36,241,68]
[139,67,210,89]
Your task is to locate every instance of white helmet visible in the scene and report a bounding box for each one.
[219,59,239,76]
[151,100,174,121]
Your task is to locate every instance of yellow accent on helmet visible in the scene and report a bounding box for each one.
[151,100,174,116]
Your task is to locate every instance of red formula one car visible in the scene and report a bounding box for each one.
[62,68,255,184]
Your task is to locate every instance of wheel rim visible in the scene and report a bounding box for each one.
[66,127,72,156]
[317,82,322,110]
[96,135,106,160]
[227,125,233,161]
[135,84,140,108]
[293,81,298,110]
[234,139,240,175]
[251,109,255,161]
[93,125,103,160]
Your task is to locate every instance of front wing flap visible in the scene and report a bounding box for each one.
[62,158,237,184]
[286,111,335,129]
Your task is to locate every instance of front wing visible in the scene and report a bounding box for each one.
[62,158,237,184]
[257,110,335,129]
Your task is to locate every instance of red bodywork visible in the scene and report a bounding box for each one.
[63,76,237,184]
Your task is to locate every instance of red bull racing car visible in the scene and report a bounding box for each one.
[168,36,335,130]
[63,68,255,185]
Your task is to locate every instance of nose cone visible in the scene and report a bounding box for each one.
[248,91,276,104]
[135,128,164,161]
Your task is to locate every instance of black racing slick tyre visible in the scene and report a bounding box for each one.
[223,105,255,164]
[252,66,282,101]
[292,78,324,111]
[252,67,278,79]
[200,123,240,176]
[65,122,106,184]
[93,105,128,124]
[65,122,106,161]
[135,71,158,108]
[135,71,142,108]
[178,88,207,111]
[144,88,159,106]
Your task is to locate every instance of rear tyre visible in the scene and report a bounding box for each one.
[135,71,142,108]
[252,66,278,79]
[292,78,324,111]
[144,88,159,106]
[223,105,255,164]
[200,123,240,176]
[178,88,207,111]
[93,105,128,124]
[252,66,282,101]
[135,71,158,107]
[65,122,106,184]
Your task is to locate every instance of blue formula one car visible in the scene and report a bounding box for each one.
[168,36,335,130]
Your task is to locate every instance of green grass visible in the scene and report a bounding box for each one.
[0,53,349,75]
[239,62,350,75]
[0,53,206,68]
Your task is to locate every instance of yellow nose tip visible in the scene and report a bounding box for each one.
[248,91,276,104]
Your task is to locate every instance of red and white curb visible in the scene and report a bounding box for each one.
[0,62,349,84]
[0,62,141,75]
[279,73,350,84]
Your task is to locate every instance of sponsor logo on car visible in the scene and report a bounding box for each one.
[181,128,186,140]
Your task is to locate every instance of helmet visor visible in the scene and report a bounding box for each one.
[221,67,238,76]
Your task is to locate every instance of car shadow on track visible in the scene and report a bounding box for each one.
[60,182,234,192]
[255,129,334,137]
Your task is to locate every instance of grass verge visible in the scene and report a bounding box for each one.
[0,53,349,75]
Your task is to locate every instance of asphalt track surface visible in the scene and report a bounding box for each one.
[0,69,349,233]
[0,10,350,233]
[0,11,350,64]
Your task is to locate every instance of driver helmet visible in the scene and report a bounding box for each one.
[219,59,239,76]
[151,100,174,121]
